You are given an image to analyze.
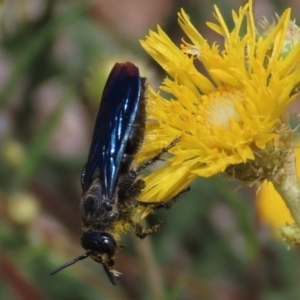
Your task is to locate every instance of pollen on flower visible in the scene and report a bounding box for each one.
[198,88,244,130]
[180,38,200,58]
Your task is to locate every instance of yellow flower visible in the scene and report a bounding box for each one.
[257,178,294,236]
[138,1,300,204]
[256,143,300,235]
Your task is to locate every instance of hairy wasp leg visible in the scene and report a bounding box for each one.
[134,187,190,238]
[134,221,165,239]
[125,179,145,198]
[120,137,180,193]
[119,178,145,199]
[119,138,179,198]
[136,137,180,173]
[138,187,190,210]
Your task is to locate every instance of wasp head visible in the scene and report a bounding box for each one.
[50,230,119,285]
[81,230,117,267]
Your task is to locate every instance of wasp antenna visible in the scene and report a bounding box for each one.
[49,252,90,275]
[102,263,117,286]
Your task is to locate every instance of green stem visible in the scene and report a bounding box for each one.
[271,148,300,226]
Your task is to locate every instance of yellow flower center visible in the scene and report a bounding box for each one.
[197,88,245,130]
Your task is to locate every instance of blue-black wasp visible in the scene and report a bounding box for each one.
[50,62,184,285]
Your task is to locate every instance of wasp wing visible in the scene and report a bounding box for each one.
[81,62,142,199]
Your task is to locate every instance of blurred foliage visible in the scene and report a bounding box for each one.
[1,0,300,299]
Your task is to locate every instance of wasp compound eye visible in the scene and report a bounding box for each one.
[101,235,117,256]
[81,231,117,256]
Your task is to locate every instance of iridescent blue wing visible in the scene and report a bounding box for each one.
[81,62,142,200]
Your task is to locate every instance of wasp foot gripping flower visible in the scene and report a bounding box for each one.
[138,0,300,244]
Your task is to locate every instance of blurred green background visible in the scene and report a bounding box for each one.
[1,0,300,299]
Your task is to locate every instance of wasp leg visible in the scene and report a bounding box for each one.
[126,179,145,198]
[134,221,165,239]
[134,188,189,238]
[119,137,180,197]
[136,137,180,173]
[119,178,145,200]
[138,187,190,210]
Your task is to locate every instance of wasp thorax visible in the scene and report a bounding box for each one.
[81,230,117,256]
